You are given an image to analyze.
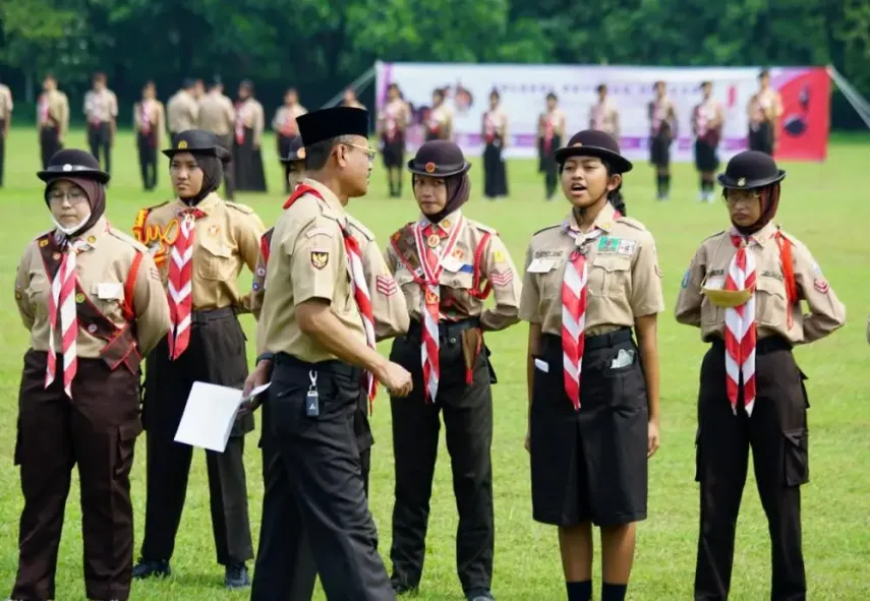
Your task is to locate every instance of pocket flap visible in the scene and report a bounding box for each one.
[592,254,631,272]
[756,275,786,298]
[783,428,808,449]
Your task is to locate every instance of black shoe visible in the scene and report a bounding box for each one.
[467,590,495,601]
[225,563,250,589]
[132,558,171,579]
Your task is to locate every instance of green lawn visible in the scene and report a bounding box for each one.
[0,129,868,600]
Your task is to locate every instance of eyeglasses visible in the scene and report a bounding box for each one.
[724,190,760,206]
[344,143,377,163]
[47,189,88,204]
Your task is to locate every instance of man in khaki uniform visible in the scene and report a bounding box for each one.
[37,74,69,169]
[13,149,170,601]
[248,137,409,599]
[134,80,166,191]
[166,79,200,138]
[198,78,237,199]
[246,107,412,601]
[0,78,12,186]
[83,72,119,176]
[131,130,264,589]
[589,84,619,137]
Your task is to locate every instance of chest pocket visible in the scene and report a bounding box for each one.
[439,266,474,292]
[588,254,632,297]
[88,281,125,324]
[537,260,565,301]
[756,275,787,329]
[197,233,237,281]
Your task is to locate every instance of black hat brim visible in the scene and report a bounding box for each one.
[554,146,633,173]
[406,160,471,178]
[718,170,786,189]
[37,167,110,184]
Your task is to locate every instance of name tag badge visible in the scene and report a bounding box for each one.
[97,282,123,300]
[440,255,463,273]
[705,276,725,290]
[527,258,555,273]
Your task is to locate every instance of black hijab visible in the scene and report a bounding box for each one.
[44,176,107,238]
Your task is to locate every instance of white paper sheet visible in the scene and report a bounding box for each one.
[174,381,270,453]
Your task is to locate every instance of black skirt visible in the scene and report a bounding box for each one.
[234,126,268,192]
[748,122,774,155]
[649,132,671,167]
[530,330,649,527]
[538,134,561,174]
[694,139,720,172]
[381,136,405,168]
[483,141,508,198]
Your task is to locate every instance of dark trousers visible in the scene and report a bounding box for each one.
[88,122,112,175]
[483,141,508,198]
[749,123,774,156]
[538,135,561,200]
[137,131,158,190]
[250,354,392,601]
[389,325,494,594]
[13,350,142,601]
[218,133,236,200]
[252,387,375,601]
[694,338,808,601]
[40,127,62,169]
[140,308,254,567]
[0,119,5,186]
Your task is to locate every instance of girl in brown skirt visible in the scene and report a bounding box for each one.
[520,131,663,601]
[11,149,169,601]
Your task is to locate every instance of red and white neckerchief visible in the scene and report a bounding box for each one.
[561,223,605,411]
[140,100,153,136]
[695,102,711,137]
[652,99,664,133]
[413,217,465,402]
[724,232,758,416]
[543,113,555,154]
[384,104,398,140]
[87,92,103,127]
[38,95,50,125]
[428,109,441,135]
[46,238,93,399]
[167,207,205,359]
[342,226,378,403]
[280,107,298,136]
[234,102,246,145]
[484,112,497,144]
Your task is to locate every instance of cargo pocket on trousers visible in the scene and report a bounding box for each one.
[114,420,143,479]
[783,428,809,487]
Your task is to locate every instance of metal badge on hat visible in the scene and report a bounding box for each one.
[737,177,746,186]
[425,162,436,173]
[177,140,188,149]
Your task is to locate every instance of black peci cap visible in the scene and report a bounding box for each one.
[406,140,471,178]
[279,136,306,164]
[37,149,110,184]
[718,150,786,189]
[162,129,231,161]
[297,107,369,146]
[554,130,633,173]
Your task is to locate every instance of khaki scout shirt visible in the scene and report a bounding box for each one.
[134,99,165,140]
[482,109,509,145]
[198,91,235,136]
[37,90,69,136]
[84,89,118,124]
[133,193,265,312]
[519,203,664,337]
[166,90,200,133]
[253,212,409,354]
[272,104,308,137]
[259,178,367,362]
[15,217,171,357]
[0,84,12,121]
[237,98,265,145]
[590,98,619,136]
[384,210,521,332]
[674,223,846,344]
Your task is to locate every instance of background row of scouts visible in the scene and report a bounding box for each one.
[0,70,781,203]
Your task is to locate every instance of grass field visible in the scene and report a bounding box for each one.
[0,128,868,601]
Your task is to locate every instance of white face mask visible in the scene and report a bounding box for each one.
[52,209,92,237]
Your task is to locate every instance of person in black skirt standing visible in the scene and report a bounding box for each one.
[675,150,845,601]
[648,81,677,201]
[482,88,509,200]
[521,130,664,601]
[378,83,410,198]
[233,80,267,192]
[692,81,724,203]
[538,92,566,201]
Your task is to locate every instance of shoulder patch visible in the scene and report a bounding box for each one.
[347,215,375,241]
[615,216,648,232]
[532,224,561,237]
[108,228,149,252]
[225,201,255,215]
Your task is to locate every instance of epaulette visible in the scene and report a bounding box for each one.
[615,216,647,232]
[225,201,255,215]
[108,228,149,253]
[468,219,498,235]
[347,215,375,241]
[532,224,561,236]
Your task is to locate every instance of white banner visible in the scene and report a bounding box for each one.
[374,62,826,162]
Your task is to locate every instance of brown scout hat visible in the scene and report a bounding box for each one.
[717,151,786,190]
[554,130,633,174]
[406,140,471,178]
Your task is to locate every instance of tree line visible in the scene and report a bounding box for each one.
[1,0,868,129]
